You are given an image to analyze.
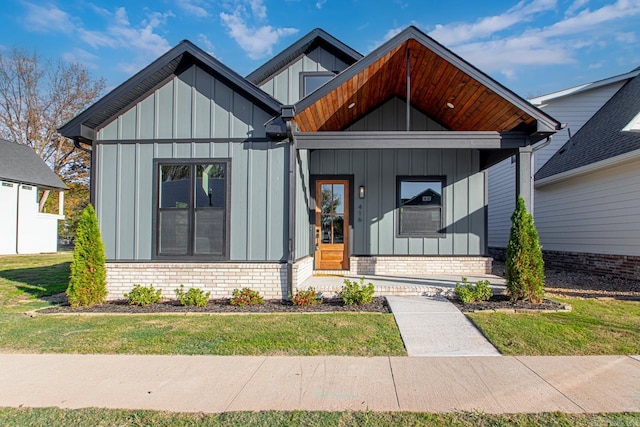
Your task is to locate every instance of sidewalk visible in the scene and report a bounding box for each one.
[1,353,639,413]
[386,296,500,356]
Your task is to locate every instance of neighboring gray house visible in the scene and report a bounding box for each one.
[0,139,67,255]
[59,27,560,300]
[487,67,640,280]
[534,71,640,280]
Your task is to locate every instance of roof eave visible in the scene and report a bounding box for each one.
[294,26,562,137]
[59,40,282,141]
[246,28,363,85]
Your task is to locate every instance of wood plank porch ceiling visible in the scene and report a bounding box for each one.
[295,39,536,133]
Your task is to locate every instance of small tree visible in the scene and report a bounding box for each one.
[505,195,545,303]
[67,204,107,307]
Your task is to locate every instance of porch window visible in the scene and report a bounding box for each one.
[397,177,444,236]
[155,160,228,259]
[301,72,334,97]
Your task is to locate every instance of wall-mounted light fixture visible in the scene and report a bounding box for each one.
[359,185,365,199]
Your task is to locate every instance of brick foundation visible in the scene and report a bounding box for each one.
[292,256,314,289]
[106,262,288,301]
[542,250,640,281]
[489,247,640,281]
[348,256,492,276]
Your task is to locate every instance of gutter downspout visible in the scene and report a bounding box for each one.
[282,107,296,299]
[73,138,96,207]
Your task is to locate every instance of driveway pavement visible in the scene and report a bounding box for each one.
[1,353,639,413]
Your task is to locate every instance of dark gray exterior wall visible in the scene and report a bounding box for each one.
[259,46,351,105]
[95,64,286,261]
[309,148,486,256]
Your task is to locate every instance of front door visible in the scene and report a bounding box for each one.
[315,180,349,270]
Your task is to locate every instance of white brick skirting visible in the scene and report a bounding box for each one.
[348,256,492,276]
[292,256,314,290]
[106,262,287,301]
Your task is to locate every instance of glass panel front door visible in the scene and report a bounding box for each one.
[315,180,349,270]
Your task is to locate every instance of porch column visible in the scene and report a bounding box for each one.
[515,145,533,212]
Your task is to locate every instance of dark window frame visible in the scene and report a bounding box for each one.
[396,176,446,238]
[300,71,335,98]
[152,158,231,261]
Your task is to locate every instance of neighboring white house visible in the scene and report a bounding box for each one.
[0,139,67,255]
[488,68,639,244]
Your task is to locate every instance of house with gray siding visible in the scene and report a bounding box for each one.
[534,70,640,280]
[487,67,640,280]
[59,27,560,300]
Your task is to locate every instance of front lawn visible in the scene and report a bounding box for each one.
[468,298,640,355]
[0,253,404,356]
[1,407,639,427]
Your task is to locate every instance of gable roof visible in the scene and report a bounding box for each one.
[529,67,640,106]
[59,40,282,143]
[245,28,363,86]
[294,26,560,141]
[0,140,67,190]
[536,73,640,181]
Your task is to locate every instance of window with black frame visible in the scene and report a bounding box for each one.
[301,72,334,97]
[157,161,227,258]
[397,177,444,236]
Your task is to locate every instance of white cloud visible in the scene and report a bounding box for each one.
[616,31,636,43]
[62,48,99,67]
[368,26,403,51]
[198,34,217,57]
[219,1,298,60]
[565,0,589,16]
[588,62,603,69]
[22,3,174,76]
[23,2,75,34]
[429,0,557,46]
[175,0,209,17]
[423,0,640,80]
[249,0,267,20]
[316,0,327,9]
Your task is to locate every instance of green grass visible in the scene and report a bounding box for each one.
[0,253,404,356]
[468,298,640,355]
[1,408,639,427]
[0,252,72,313]
[0,312,404,356]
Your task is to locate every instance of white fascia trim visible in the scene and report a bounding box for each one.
[622,111,640,132]
[535,148,640,188]
[529,70,640,105]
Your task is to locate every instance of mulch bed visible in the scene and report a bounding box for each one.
[37,296,390,314]
[448,294,570,313]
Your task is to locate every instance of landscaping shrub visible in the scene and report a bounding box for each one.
[454,277,492,304]
[230,288,264,307]
[290,287,323,307]
[339,277,375,305]
[66,204,107,307]
[124,284,162,306]
[505,195,545,303]
[175,285,210,307]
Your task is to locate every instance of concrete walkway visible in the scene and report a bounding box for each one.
[386,296,500,356]
[1,354,639,413]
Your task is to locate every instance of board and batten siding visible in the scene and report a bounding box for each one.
[295,149,312,260]
[347,97,447,131]
[487,80,626,248]
[309,149,486,256]
[95,64,287,262]
[259,46,350,105]
[535,157,640,256]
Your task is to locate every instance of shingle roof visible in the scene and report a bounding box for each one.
[535,73,640,180]
[0,140,67,189]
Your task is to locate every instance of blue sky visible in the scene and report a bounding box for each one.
[1,0,639,98]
